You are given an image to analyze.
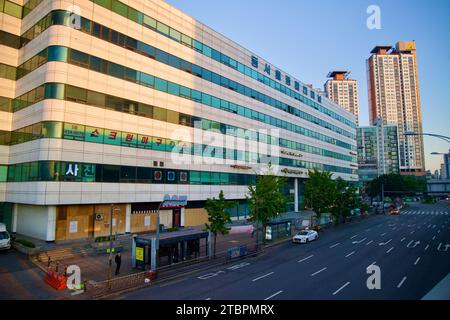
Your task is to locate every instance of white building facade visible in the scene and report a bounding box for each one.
[0,0,357,241]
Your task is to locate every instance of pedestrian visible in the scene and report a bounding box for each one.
[115,252,121,275]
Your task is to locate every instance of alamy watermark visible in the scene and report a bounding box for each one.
[367,5,381,30]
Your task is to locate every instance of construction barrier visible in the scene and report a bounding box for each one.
[44,269,67,290]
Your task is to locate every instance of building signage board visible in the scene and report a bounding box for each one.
[136,247,144,261]
[85,126,105,144]
[63,123,85,141]
[161,194,188,209]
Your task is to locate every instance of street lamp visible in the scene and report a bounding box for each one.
[430,152,448,156]
[108,204,121,288]
[404,131,450,144]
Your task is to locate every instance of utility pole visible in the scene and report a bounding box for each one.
[108,204,120,289]
[381,183,385,214]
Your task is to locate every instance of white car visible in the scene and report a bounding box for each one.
[292,229,318,244]
[0,223,11,251]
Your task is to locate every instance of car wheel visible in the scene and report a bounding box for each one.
[315,235,318,240]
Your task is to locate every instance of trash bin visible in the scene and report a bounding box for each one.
[159,224,165,232]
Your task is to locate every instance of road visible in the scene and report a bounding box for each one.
[0,250,63,300]
[123,202,450,300]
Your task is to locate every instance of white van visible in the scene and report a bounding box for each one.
[0,223,11,250]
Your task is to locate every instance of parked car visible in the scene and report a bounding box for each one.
[0,223,11,251]
[292,229,318,244]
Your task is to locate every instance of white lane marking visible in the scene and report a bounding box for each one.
[386,247,395,254]
[298,255,314,263]
[366,240,374,245]
[380,233,386,236]
[205,298,211,300]
[400,237,406,242]
[252,272,274,282]
[432,236,436,240]
[329,243,340,249]
[365,228,371,232]
[407,240,414,247]
[264,290,283,300]
[379,239,392,246]
[425,244,430,251]
[437,230,441,234]
[350,234,358,239]
[332,281,351,295]
[311,267,327,276]
[414,257,421,265]
[352,237,367,244]
[368,261,376,268]
[410,230,415,235]
[397,276,407,288]
[345,251,355,258]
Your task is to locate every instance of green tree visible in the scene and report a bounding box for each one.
[304,169,336,220]
[332,178,360,224]
[204,190,236,258]
[247,164,287,248]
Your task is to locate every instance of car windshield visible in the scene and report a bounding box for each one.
[298,231,309,236]
[0,231,9,240]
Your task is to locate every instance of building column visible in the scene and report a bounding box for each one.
[180,207,185,227]
[12,203,18,234]
[125,204,131,234]
[46,206,56,242]
[294,178,299,212]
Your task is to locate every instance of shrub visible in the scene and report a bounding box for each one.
[15,239,36,248]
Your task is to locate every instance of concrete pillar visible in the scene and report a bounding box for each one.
[183,241,187,261]
[180,207,185,227]
[125,204,131,233]
[150,237,156,271]
[12,203,18,234]
[46,206,56,242]
[207,232,212,258]
[131,235,136,268]
[294,178,299,212]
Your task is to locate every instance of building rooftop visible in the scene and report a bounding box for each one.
[327,71,349,78]
[370,45,393,54]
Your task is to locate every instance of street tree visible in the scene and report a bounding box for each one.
[204,190,236,258]
[247,164,287,248]
[304,169,336,220]
[332,177,360,224]
[366,174,426,200]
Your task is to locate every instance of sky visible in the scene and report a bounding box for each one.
[166,0,450,172]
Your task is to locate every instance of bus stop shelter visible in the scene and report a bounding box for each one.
[132,229,210,270]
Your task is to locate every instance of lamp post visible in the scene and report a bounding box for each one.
[404,131,450,144]
[108,204,120,288]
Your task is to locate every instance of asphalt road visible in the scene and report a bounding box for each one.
[124,202,450,300]
[0,250,62,300]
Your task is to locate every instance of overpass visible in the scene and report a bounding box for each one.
[427,179,450,196]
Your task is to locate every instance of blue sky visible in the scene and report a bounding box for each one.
[166,0,450,172]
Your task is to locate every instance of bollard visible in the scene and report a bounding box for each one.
[47,256,51,267]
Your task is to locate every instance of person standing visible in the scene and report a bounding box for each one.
[114,252,122,275]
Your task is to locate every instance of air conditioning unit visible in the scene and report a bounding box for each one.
[95,213,104,221]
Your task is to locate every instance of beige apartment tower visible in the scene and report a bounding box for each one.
[325,71,359,125]
[367,41,425,175]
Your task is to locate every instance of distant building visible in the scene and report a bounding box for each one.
[357,119,400,182]
[325,71,359,125]
[367,42,425,176]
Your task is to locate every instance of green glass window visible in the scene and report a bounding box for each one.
[44,83,65,100]
[48,46,68,62]
[167,82,179,96]
[4,0,22,18]
[94,0,112,9]
[169,28,181,42]
[156,21,169,36]
[111,0,127,17]
[155,78,167,92]
[128,7,142,24]
[140,73,154,87]
[0,165,7,182]
[143,15,156,29]
[42,122,62,138]
[190,171,201,184]
[153,107,166,122]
